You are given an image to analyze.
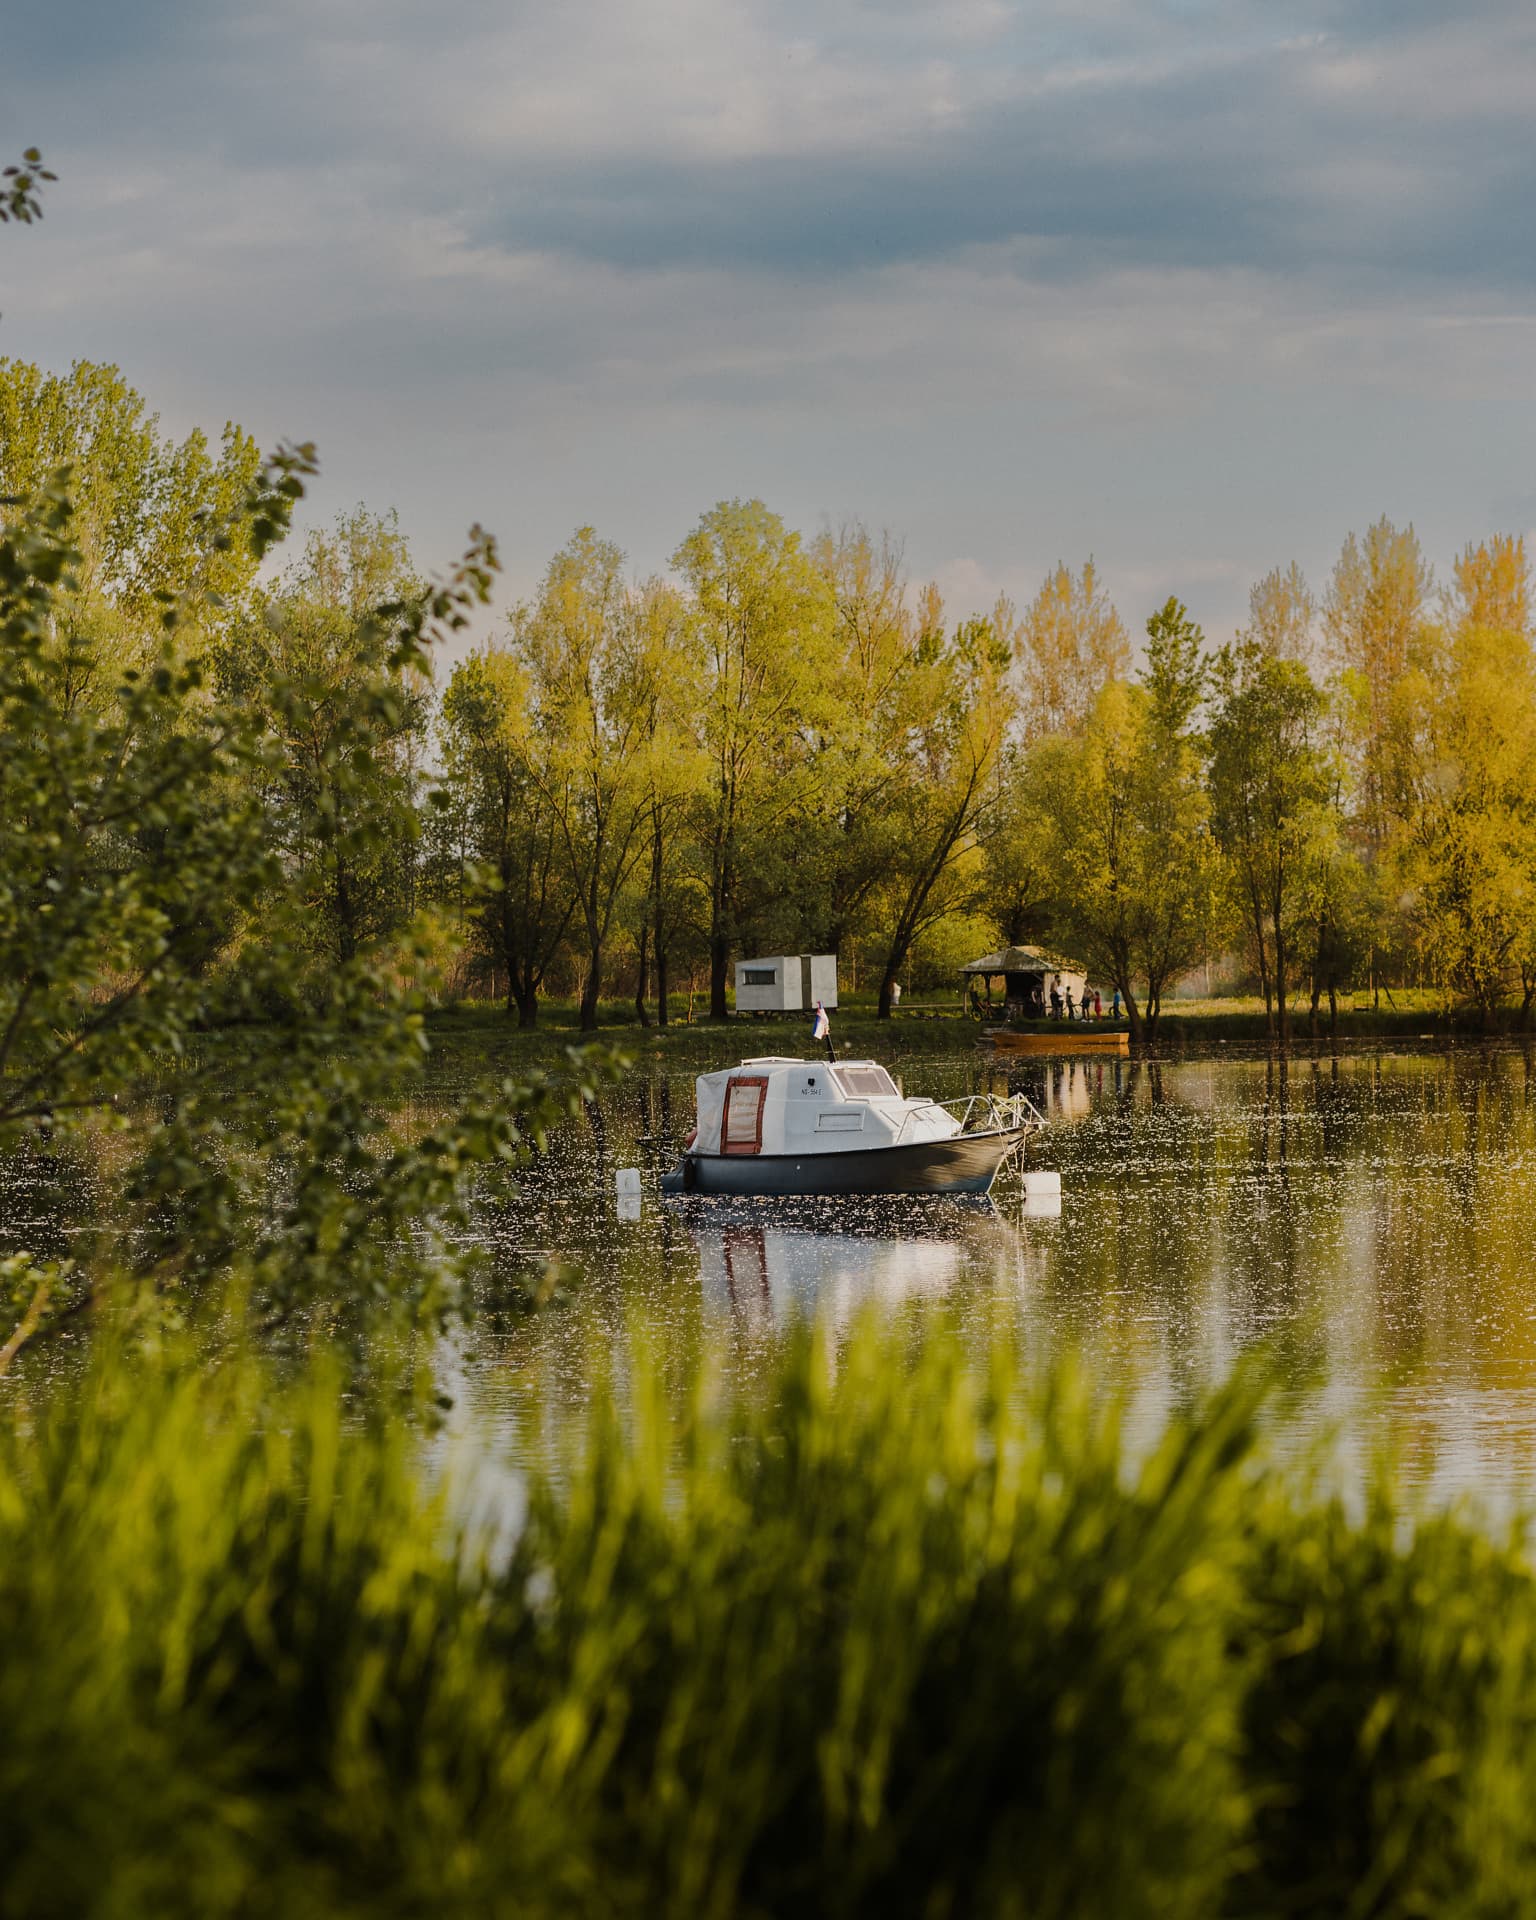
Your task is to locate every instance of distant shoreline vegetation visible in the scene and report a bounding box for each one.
[5,357,1536,1061]
[5,344,1536,1356]
[416,989,1498,1056]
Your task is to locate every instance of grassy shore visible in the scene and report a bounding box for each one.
[423,987,1514,1071]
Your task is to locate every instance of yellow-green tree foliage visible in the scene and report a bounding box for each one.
[865,607,1014,1015]
[672,499,837,1018]
[0,357,261,692]
[509,528,664,1031]
[1016,557,1130,740]
[1207,644,1339,1040]
[1388,536,1536,1022]
[1030,600,1220,1040]
[439,645,576,1026]
[626,577,706,1026]
[1323,518,1433,848]
[1244,561,1317,670]
[216,507,430,967]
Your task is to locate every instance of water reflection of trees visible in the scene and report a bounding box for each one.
[15,1046,1536,1501]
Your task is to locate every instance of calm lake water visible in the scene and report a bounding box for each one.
[7,1039,1536,1508]
[434,1041,1536,1509]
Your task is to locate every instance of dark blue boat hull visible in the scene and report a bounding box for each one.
[660,1126,1029,1198]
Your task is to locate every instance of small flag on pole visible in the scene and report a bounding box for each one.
[812,1001,830,1041]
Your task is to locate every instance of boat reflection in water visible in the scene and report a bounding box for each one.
[688,1197,1036,1334]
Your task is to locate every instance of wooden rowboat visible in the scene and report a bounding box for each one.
[985,1026,1130,1056]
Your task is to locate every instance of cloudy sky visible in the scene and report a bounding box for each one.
[3,0,1534,645]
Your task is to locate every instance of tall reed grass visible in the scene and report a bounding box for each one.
[2,1326,1533,1917]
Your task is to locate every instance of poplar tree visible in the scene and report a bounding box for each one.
[672,500,836,1019]
[1323,519,1432,850]
[1030,600,1218,1042]
[807,526,929,956]
[1387,536,1536,1025]
[216,508,431,970]
[1206,645,1336,1040]
[1016,558,1130,739]
[0,356,263,692]
[1244,562,1317,669]
[625,578,704,1027]
[509,529,663,1031]
[870,612,1014,1018]
[438,648,575,1026]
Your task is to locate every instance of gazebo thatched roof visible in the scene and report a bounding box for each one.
[959,945,1085,977]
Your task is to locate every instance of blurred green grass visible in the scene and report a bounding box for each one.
[4,1323,1536,1917]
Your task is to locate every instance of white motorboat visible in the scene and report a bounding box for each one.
[660,1057,1039,1197]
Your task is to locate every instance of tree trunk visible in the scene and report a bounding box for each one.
[1250,892,1274,1039]
[635,923,651,1028]
[877,971,897,1019]
[512,978,538,1028]
[650,816,667,1027]
[707,789,734,1022]
[710,934,730,1021]
[1274,918,1291,1044]
[1309,973,1322,1039]
[580,940,602,1032]
[1123,981,1145,1048]
[1328,982,1338,1035]
[1144,984,1162,1040]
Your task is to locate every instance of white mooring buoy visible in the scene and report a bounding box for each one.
[615,1167,641,1220]
[1022,1168,1062,1217]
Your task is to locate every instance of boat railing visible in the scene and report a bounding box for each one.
[894,1090,1044,1145]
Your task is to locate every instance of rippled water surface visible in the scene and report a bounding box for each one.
[437,1042,1536,1507]
[8,1040,1536,1506]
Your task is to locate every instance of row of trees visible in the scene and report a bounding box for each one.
[1021,528,1536,1040]
[440,506,1536,1041]
[5,353,1534,1043]
[436,514,1013,1026]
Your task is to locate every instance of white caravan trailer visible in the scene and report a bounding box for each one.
[734,954,838,1013]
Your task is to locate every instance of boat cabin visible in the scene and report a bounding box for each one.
[690,1058,959,1159]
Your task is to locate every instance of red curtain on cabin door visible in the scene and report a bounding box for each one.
[721,1077,767,1154]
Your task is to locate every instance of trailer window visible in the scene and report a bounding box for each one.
[722,1076,768,1153]
[834,1066,898,1099]
[742,968,777,986]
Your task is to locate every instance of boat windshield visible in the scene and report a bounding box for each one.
[834,1065,899,1100]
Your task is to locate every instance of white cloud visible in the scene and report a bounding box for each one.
[4,0,1535,667]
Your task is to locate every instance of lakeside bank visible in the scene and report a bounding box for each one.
[422,990,1512,1074]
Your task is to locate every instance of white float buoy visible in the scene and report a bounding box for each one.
[1022,1170,1061,1198]
[615,1168,641,1196]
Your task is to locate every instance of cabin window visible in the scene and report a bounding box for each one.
[721,1076,768,1154]
[742,968,777,986]
[834,1065,899,1100]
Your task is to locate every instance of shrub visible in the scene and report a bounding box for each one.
[2,1326,1535,1917]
